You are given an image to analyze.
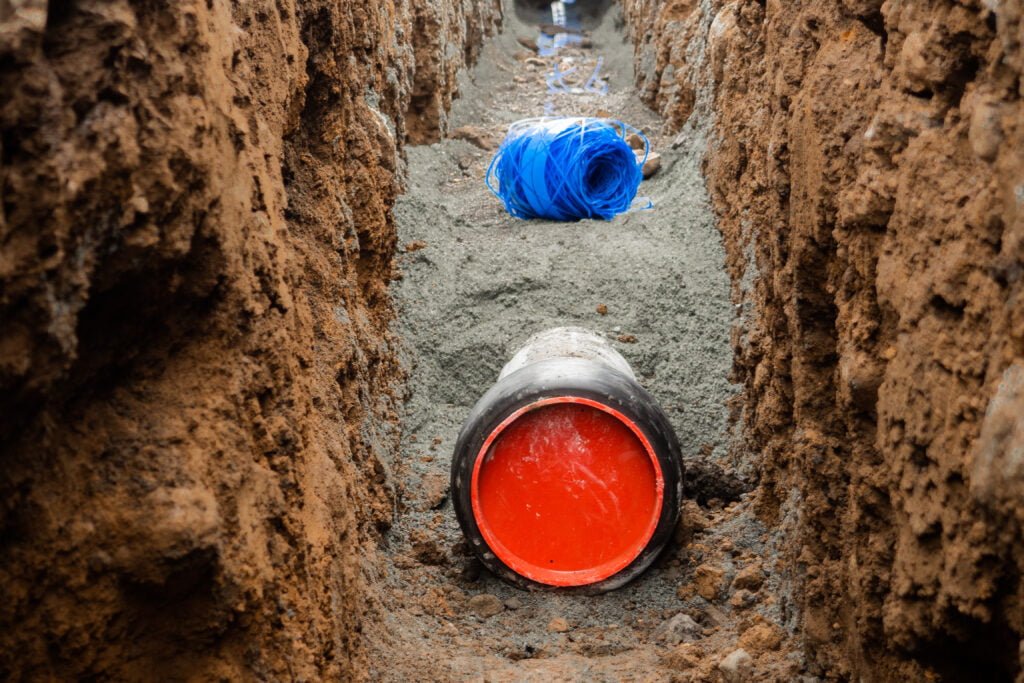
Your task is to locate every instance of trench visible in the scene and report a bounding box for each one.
[4,0,1021,679]
[365,3,787,678]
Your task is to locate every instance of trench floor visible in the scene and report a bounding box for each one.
[367,6,799,681]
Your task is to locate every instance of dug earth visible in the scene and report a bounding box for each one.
[1,0,1022,681]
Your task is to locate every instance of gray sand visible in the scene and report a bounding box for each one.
[367,3,764,678]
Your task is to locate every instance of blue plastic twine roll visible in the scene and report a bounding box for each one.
[485,117,649,221]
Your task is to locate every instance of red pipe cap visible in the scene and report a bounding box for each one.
[470,397,664,587]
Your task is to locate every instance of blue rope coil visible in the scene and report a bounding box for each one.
[485,117,649,221]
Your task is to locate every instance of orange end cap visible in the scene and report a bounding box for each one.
[470,397,664,587]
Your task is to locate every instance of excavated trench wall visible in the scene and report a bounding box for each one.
[0,1,497,679]
[624,0,1024,679]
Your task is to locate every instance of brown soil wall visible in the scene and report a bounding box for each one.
[0,1,496,679]
[624,0,1024,679]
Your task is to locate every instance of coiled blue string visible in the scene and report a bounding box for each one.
[485,117,650,221]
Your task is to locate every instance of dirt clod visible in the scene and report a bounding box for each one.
[468,594,504,619]
[418,473,450,511]
[739,623,783,654]
[692,563,725,602]
[663,643,702,671]
[731,563,764,592]
[450,125,498,150]
[412,538,447,566]
[547,617,572,633]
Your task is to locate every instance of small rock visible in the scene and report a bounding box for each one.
[732,562,764,591]
[739,622,783,654]
[654,612,702,646]
[596,303,608,316]
[516,35,538,51]
[450,125,497,150]
[626,132,646,151]
[537,22,585,36]
[468,593,504,618]
[405,240,428,252]
[617,333,637,344]
[718,648,753,683]
[692,563,725,601]
[663,642,702,671]
[504,597,523,610]
[547,616,571,633]
[635,150,662,179]
[525,57,546,68]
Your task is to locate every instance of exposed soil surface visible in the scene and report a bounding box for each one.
[368,6,799,680]
[0,1,497,679]
[2,0,1022,680]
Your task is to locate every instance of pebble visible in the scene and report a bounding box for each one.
[638,151,662,179]
[718,648,753,682]
[504,597,523,610]
[405,240,428,252]
[468,593,504,618]
[653,612,702,646]
[596,303,608,315]
[516,35,538,51]
[547,616,571,633]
